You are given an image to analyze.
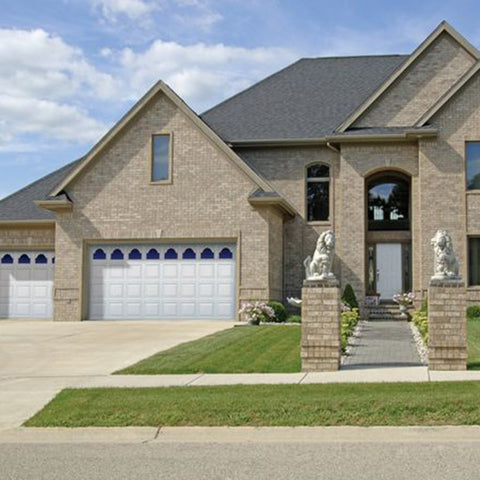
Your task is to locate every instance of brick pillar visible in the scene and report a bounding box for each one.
[301,279,341,372]
[428,279,467,371]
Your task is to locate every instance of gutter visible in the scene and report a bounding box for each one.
[229,129,437,147]
[0,219,55,226]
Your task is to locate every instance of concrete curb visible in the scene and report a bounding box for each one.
[2,426,480,444]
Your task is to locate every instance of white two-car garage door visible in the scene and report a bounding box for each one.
[0,251,54,318]
[88,244,236,320]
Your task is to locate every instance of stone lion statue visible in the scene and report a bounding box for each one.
[287,230,336,308]
[431,229,460,279]
[304,230,336,280]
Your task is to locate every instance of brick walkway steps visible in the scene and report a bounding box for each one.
[366,303,409,321]
[342,320,422,369]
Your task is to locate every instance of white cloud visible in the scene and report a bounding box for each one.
[91,0,157,22]
[0,28,114,146]
[118,40,298,111]
[0,95,107,143]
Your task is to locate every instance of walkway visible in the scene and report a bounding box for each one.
[342,320,422,369]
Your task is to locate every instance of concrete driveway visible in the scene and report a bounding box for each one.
[0,320,230,429]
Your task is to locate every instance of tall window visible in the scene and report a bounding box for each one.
[367,175,409,231]
[151,134,171,182]
[466,142,480,190]
[306,164,330,222]
[469,237,480,285]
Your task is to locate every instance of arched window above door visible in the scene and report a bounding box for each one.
[367,173,410,231]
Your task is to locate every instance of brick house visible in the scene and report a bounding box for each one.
[1,21,480,321]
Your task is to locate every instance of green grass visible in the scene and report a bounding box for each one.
[468,318,480,370]
[116,326,301,374]
[25,382,480,427]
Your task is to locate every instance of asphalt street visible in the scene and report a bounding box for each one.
[2,435,480,480]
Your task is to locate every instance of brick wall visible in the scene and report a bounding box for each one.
[53,92,281,321]
[238,146,338,301]
[301,280,341,371]
[428,280,467,370]
[0,225,54,249]
[356,32,475,127]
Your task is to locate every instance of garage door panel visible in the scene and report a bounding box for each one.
[88,244,235,319]
[180,283,195,297]
[109,283,124,297]
[163,303,177,316]
[163,283,177,296]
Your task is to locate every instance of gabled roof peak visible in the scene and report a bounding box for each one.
[336,20,480,133]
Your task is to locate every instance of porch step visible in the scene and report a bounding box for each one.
[366,304,410,321]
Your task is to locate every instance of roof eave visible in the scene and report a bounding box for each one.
[34,199,73,212]
[248,196,296,219]
[229,138,328,148]
[0,219,55,226]
[326,129,437,143]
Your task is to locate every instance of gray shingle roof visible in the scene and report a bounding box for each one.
[0,158,82,221]
[201,55,408,141]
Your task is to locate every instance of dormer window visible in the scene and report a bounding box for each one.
[151,133,171,182]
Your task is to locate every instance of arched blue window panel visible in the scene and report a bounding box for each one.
[146,248,160,260]
[52,257,55,264]
[111,248,124,260]
[164,248,178,260]
[219,248,233,259]
[128,248,142,260]
[201,248,214,259]
[18,254,31,264]
[1,254,13,264]
[35,254,48,264]
[93,249,106,260]
[182,248,196,259]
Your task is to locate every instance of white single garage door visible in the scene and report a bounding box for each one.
[0,251,54,318]
[88,244,236,320]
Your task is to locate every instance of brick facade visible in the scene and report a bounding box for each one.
[52,92,283,321]
[428,280,467,370]
[2,24,480,326]
[301,280,341,371]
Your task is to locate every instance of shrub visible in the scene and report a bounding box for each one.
[239,302,275,325]
[341,308,360,351]
[342,284,359,310]
[467,304,480,319]
[266,301,287,323]
[412,308,428,344]
[286,315,301,324]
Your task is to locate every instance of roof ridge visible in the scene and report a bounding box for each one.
[201,58,304,117]
[300,53,408,60]
[0,157,83,205]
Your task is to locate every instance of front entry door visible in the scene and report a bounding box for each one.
[376,243,402,300]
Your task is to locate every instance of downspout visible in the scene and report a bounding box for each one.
[326,141,340,153]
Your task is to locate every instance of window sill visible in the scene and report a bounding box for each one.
[150,179,172,185]
[466,190,480,195]
[307,220,331,226]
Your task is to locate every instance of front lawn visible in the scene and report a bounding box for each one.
[25,382,480,427]
[117,326,301,374]
[468,318,480,370]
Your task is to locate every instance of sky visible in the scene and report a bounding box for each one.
[1,0,480,199]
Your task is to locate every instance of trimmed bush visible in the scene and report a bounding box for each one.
[467,304,480,319]
[266,301,287,323]
[341,308,360,351]
[286,315,301,324]
[342,284,359,310]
